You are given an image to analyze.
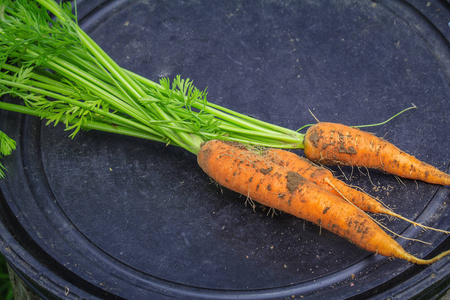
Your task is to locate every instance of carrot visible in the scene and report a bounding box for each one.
[264,148,450,234]
[303,122,450,186]
[265,148,386,213]
[197,140,450,264]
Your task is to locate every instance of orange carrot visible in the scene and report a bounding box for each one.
[264,148,385,213]
[264,148,449,233]
[197,140,450,264]
[303,122,450,186]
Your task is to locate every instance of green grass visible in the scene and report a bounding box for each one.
[0,255,14,300]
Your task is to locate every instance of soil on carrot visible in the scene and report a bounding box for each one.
[337,132,358,155]
[260,167,273,175]
[306,127,323,148]
[307,126,358,155]
[286,171,304,193]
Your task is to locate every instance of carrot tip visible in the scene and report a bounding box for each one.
[410,250,450,265]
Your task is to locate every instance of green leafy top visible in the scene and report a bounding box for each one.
[0,131,16,178]
[0,0,305,178]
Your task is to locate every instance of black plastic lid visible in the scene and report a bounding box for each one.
[0,0,449,299]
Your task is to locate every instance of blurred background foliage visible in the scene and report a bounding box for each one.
[0,254,14,300]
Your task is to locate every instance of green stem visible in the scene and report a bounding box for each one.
[70,31,203,151]
[0,79,165,139]
[1,72,96,103]
[128,68,305,148]
[24,1,204,152]
[0,100,168,144]
[1,0,307,155]
[218,123,303,144]
[34,0,67,21]
[37,52,137,111]
[75,29,146,99]
[144,102,202,152]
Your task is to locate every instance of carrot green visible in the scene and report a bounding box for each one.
[0,0,306,177]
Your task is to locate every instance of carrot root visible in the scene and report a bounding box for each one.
[303,122,450,186]
[388,212,450,235]
[324,177,450,235]
[197,140,449,265]
[397,250,450,265]
[265,148,450,235]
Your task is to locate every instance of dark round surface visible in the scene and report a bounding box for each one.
[0,0,449,299]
